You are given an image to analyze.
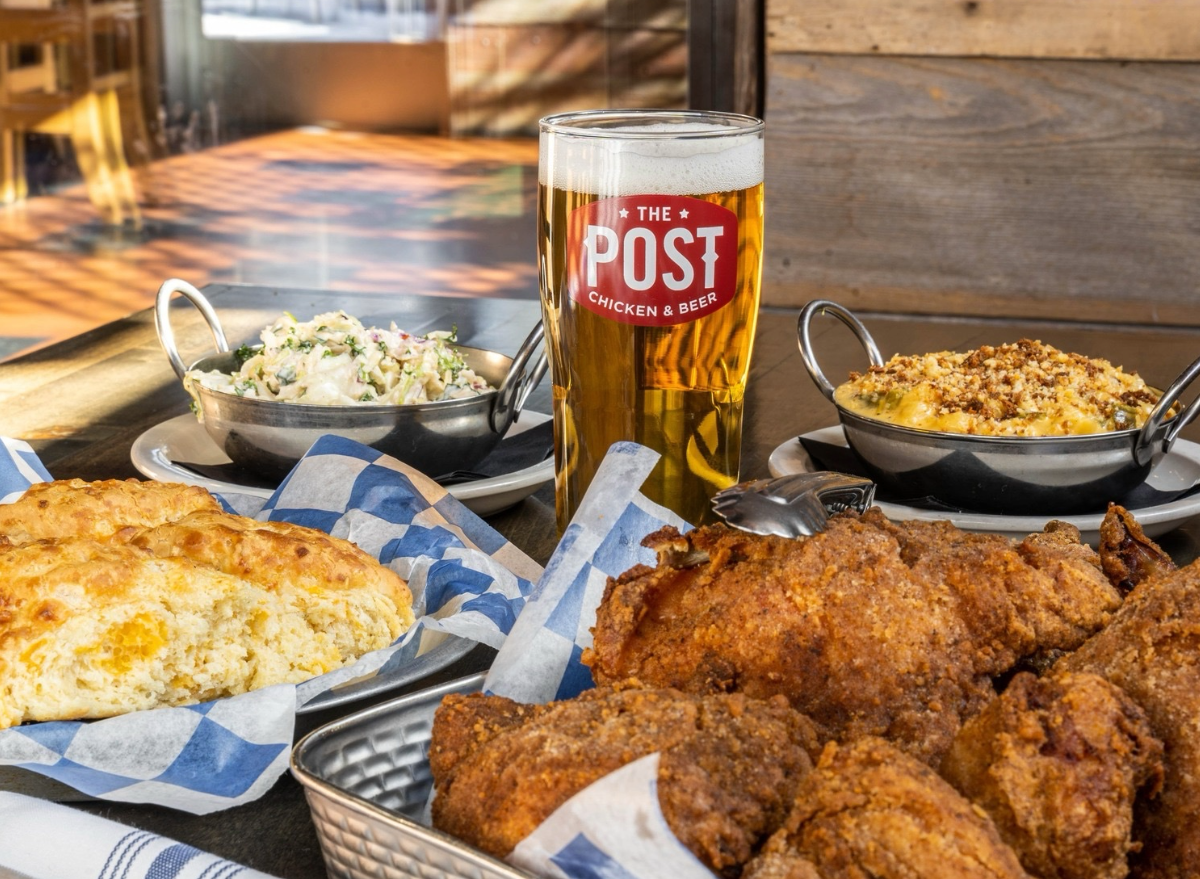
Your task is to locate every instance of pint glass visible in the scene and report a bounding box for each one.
[537,110,765,530]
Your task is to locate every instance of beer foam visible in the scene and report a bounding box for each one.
[539,124,763,196]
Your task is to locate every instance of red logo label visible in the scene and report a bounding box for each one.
[566,195,738,327]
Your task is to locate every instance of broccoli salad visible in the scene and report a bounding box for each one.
[184,310,494,407]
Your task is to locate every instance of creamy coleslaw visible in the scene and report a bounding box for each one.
[184,310,494,407]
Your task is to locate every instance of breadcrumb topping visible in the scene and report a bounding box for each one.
[833,339,1166,436]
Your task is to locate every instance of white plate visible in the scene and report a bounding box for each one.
[769,426,1200,544]
[132,411,554,517]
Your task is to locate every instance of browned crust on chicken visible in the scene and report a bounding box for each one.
[940,671,1163,879]
[1098,504,1177,595]
[742,737,1032,879]
[1056,559,1200,879]
[429,685,820,878]
[587,512,1120,765]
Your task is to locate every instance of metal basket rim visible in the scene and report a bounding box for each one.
[290,671,538,879]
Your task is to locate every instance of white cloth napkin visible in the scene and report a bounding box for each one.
[0,793,281,879]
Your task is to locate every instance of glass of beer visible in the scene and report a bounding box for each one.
[537,109,765,530]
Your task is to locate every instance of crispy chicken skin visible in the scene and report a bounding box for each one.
[1098,504,1177,595]
[428,686,820,878]
[0,478,222,545]
[742,737,1032,879]
[1056,559,1200,879]
[940,671,1163,879]
[587,511,1120,764]
[870,514,1120,662]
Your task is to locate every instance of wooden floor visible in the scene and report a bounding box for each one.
[0,128,540,359]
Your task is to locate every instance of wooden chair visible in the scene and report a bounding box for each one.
[0,0,149,227]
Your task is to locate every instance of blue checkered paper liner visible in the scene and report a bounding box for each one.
[486,441,688,703]
[0,434,541,814]
[482,441,711,879]
[509,755,713,879]
[0,791,281,879]
[0,438,51,503]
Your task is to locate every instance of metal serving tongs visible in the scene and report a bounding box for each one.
[711,472,877,538]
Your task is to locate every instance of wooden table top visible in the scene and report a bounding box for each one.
[2,284,1200,875]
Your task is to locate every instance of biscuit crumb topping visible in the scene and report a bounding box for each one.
[834,339,1166,436]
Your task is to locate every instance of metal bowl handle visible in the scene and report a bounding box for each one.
[155,279,230,380]
[490,321,548,435]
[1134,353,1200,466]
[796,299,885,401]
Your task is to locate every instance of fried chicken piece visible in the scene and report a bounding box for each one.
[429,686,820,878]
[588,512,1120,765]
[742,738,1031,879]
[0,478,222,545]
[940,671,1163,879]
[588,517,988,763]
[1056,559,1200,879]
[871,514,1120,663]
[1098,504,1176,595]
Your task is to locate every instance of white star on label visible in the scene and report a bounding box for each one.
[679,208,689,218]
[619,208,629,218]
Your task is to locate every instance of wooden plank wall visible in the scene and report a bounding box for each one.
[763,0,1200,326]
[446,0,686,137]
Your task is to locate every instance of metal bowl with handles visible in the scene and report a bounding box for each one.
[156,279,548,481]
[797,299,1200,516]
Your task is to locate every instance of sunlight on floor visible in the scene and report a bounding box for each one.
[0,128,540,360]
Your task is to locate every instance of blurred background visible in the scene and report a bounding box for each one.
[1,0,755,357]
[1,0,1196,360]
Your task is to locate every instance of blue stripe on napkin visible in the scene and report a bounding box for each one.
[145,843,201,879]
[100,830,156,879]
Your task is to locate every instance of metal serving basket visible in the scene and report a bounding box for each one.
[156,278,547,482]
[291,673,536,879]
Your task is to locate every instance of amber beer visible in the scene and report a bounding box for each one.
[537,110,765,530]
